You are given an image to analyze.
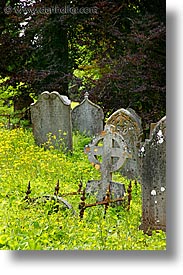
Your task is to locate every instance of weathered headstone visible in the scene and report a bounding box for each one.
[71,92,104,136]
[84,125,132,201]
[31,91,72,151]
[139,116,166,233]
[106,108,143,180]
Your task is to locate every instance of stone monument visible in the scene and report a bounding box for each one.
[106,108,143,180]
[84,125,132,201]
[139,116,166,233]
[31,91,72,151]
[72,92,104,137]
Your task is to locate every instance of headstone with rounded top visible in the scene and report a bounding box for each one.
[31,91,72,151]
[106,108,143,180]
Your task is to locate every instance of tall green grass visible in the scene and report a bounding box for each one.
[0,127,166,250]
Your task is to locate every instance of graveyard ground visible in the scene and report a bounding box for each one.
[0,126,166,250]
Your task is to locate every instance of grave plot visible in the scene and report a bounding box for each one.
[24,179,133,219]
[31,91,72,151]
[139,116,166,234]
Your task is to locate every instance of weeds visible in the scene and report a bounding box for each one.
[0,127,166,250]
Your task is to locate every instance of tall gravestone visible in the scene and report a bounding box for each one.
[31,91,72,151]
[106,108,143,180]
[139,116,166,234]
[71,92,104,137]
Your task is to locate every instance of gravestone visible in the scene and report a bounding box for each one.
[139,116,166,233]
[71,92,104,137]
[84,125,132,201]
[106,108,143,180]
[127,107,142,129]
[31,91,72,151]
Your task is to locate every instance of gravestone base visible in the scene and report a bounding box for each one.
[86,180,125,203]
[139,220,166,235]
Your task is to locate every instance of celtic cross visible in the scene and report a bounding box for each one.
[84,125,132,201]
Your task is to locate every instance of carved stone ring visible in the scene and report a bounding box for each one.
[84,125,132,173]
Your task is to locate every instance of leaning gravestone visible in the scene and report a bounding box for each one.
[106,108,143,180]
[84,125,132,201]
[71,92,104,137]
[31,91,72,151]
[139,116,166,234]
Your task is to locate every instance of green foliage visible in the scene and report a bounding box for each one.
[0,1,165,129]
[0,126,166,250]
[0,77,17,107]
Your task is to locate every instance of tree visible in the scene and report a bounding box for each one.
[89,13,166,132]
[0,0,166,133]
[0,1,70,94]
[71,1,166,133]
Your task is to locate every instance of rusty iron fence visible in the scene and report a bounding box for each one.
[24,179,134,219]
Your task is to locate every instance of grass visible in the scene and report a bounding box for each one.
[0,126,166,250]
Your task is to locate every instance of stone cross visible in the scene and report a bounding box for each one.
[84,125,132,201]
[139,116,166,234]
